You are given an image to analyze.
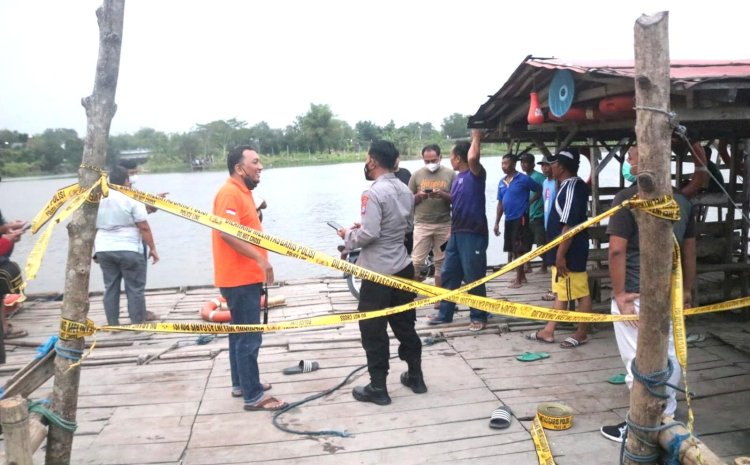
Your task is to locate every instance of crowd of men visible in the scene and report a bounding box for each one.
[0,130,706,445]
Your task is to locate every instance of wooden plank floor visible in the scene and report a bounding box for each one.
[0,265,748,464]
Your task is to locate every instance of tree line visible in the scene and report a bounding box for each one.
[0,104,471,177]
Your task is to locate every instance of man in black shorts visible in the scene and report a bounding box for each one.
[493,154,540,288]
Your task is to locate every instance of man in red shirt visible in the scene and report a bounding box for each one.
[212,146,286,411]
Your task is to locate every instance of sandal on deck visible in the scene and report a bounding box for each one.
[282,360,319,375]
[525,331,554,344]
[516,352,550,362]
[244,396,288,411]
[607,373,627,385]
[489,405,513,429]
[560,336,588,349]
[468,321,486,332]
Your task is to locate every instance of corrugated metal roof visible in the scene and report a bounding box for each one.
[469,56,750,141]
[526,58,750,81]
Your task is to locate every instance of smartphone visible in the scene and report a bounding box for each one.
[423,189,433,193]
[327,221,343,230]
[20,222,32,232]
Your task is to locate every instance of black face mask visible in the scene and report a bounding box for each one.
[240,168,257,190]
[364,162,374,181]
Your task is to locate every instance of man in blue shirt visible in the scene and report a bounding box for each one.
[493,154,540,288]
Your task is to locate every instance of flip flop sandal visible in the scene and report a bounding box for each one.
[282,360,319,375]
[607,373,627,385]
[525,331,555,344]
[243,396,288,411]
[489,405,513,429]
[516,351,550,362]
[560,336,588,349]
[541,291,556,301]
[468,322,486,332]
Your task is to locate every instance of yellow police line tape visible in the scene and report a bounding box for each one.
[26,175,749,340]
[531,414,556,465]
[536,402,573,430]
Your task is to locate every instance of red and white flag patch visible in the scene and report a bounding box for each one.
[360,194,369,215]
[225,208,237,216]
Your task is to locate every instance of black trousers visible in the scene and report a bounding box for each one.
[357,263,421,382]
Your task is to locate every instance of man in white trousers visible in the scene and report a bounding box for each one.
[600,146,696,443]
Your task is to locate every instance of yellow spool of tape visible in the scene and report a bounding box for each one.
[537,402,573,430]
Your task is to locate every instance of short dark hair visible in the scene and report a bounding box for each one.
[109,165,129,186]
[227,145,258,175]
[502,153,517,161]
[422,144,441,157]
[520,153,535,164]
[452,141,471,163]
[368,140,398,170]
[118,159,138,170]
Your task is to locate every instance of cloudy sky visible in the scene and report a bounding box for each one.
[1,0,747,136]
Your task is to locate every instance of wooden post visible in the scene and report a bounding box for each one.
[657,424,726,465]
[45,1,125,464]
[0,395,33,465]
[628,11,674,465]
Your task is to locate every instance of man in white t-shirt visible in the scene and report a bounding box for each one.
[94,166,159,325]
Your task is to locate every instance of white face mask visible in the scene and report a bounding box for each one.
[426,163,439,173]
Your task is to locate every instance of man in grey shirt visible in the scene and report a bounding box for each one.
[337,140,425,405]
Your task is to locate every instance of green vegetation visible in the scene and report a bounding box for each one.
[0,105,475,177]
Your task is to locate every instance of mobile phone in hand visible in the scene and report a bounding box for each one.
[327,221,343,230]
[20,222,32,232]
[423,189,433,193]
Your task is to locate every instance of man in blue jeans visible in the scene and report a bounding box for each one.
[212,145,286,412]
[428,129,489,332]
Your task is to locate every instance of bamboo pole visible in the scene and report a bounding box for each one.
[45,1,125,463]
[0,395,33,465]
[627,11,674,465]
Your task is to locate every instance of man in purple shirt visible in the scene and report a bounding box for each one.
[427,130,489,332]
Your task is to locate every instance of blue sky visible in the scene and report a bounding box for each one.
[1,0,747,136]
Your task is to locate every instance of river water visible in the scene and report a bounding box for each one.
[1,155,610,294]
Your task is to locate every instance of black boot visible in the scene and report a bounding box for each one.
[401,360,427,394]
[352,383,391,405]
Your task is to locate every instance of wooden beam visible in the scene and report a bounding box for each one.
[0,395,33,465]
[675,106,750,121]
[574,82,635,103]
[46,1,125,463]
[1,351,56,400]
[595,137,632,176]
[628,11,673,465]
[657,423,726,465]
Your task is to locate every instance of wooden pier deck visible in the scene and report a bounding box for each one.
[1,267,749,464]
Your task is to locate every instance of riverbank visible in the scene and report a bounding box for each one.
[0,145,511,179]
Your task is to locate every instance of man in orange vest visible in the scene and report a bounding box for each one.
[212,145,287,412]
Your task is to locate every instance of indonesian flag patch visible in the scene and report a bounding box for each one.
[360,194,368,215]
[225,208,237,216]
